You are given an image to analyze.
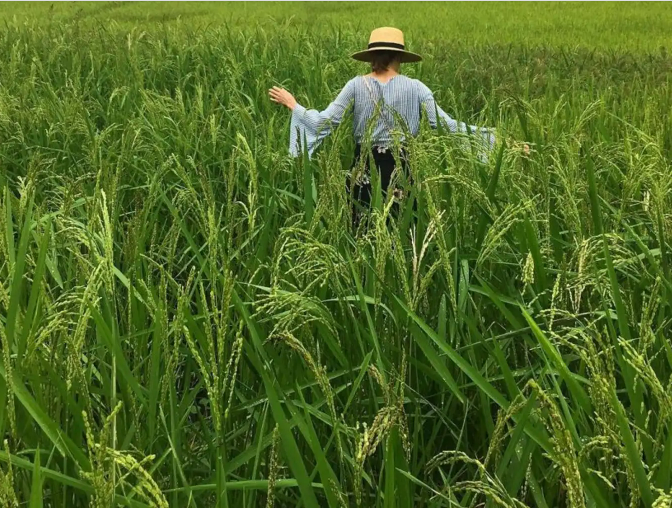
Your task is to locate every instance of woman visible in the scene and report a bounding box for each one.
[269,27,506,220]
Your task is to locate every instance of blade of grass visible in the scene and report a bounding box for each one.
[475,139,506,248]
[6,195,33,355]
[29,448,43,508]
[409,322,465,404]
[520,307,592,413]
[607,385,654,507]
[4,186,15,268]
[18,219,51,361]
[0,363,89,469]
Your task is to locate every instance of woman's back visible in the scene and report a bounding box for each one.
[350,74,424,145]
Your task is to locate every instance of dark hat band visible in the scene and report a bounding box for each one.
[367,41,405,50]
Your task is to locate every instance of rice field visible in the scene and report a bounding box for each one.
[1,3,672,507]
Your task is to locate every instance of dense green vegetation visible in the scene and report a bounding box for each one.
[2,2,672,50]
[1,3,672,507]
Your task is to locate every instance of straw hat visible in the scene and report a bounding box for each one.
[351,27,422,63]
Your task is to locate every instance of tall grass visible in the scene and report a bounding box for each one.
[0,17,671,508]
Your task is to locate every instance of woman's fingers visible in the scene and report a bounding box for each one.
[269,90,284,104]
[269,86,295,109]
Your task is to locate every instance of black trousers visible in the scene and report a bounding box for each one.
[346,144,412,225]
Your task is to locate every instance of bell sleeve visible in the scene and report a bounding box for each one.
[417,80,496,162]
[289,78,356,158]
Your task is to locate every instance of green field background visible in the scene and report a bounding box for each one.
[3,1,672,50]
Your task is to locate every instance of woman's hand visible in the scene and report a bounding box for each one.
[507,137,531,155]
[269,86,297,110]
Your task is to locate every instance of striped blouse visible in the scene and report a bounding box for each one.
[289,74,496,160]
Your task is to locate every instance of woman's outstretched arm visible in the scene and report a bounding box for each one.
[416,80,498,160]
[269,79,356,158]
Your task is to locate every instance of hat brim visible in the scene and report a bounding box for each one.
[351,47,422,63]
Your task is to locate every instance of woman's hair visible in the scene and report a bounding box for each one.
[370,51,401,73]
